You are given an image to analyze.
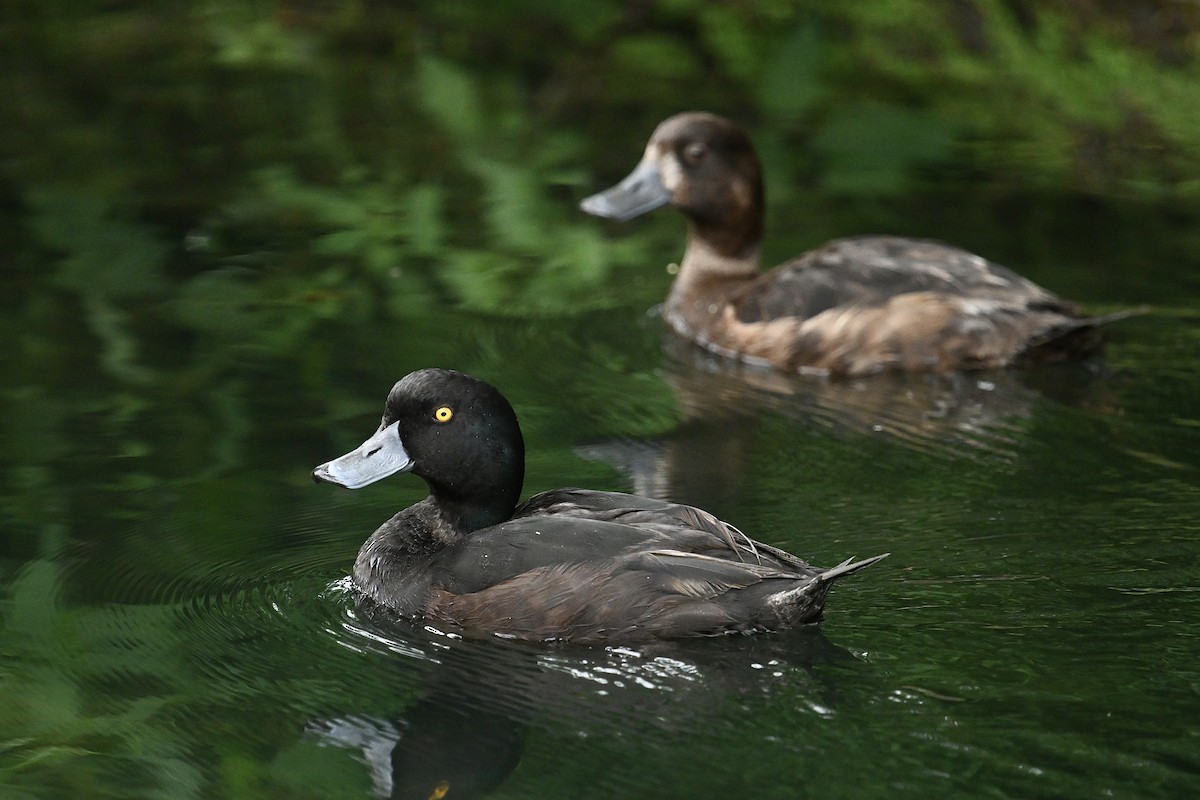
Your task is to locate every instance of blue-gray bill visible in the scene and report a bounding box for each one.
[579,158,671,222]
[312,421,413,489]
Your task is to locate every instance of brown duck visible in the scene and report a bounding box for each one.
[581,111,1134,376]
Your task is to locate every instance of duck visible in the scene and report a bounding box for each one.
[580,111,1135,376]
[313,368,887,643]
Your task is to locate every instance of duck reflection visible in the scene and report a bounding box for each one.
[579,333,1121,503]
[313,610,856,799]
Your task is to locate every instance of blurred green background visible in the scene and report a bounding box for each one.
[5,0,1197,332]
[5,0,1196,453]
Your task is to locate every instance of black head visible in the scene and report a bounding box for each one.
[314,369,525,533]
[580,112,764,257]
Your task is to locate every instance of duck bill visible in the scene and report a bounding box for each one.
[579,158,671,222]
[312,421,413,489]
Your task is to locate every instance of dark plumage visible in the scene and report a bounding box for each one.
[313,369,886,643]
[581,111,1135,376]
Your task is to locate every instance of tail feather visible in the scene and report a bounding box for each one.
[1086,306,1150,327]
[1020,306,1147,362]
[768,552,889,626]
[817,552,890,585]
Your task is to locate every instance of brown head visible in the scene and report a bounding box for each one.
[581,112,765,259]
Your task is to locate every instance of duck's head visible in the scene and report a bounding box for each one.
[313,369,525,532]
[580,112,764,258]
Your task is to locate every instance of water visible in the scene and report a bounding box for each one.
[5,308,1198,800]
[3,5,1200,799]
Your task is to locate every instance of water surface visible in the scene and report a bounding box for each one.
[3,4,1200,799]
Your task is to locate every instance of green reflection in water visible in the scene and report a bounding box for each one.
[2,1,1200,798]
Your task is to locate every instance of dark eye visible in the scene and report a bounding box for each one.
[682,142,707,165]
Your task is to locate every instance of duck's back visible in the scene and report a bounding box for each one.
[735,236,1075,323]
[432,489,807,592]
[710,235,1112,375]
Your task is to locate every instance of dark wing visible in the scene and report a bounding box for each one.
[433,489,811,596]
[514,487,678,518]
[732,235,1076,324]
[427,549,816,642]
[429,514,657,596]
[517,488,808,567]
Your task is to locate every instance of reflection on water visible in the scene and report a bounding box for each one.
[313,700,523,800]
[316,606,858,799]
[3,3,1199,796]
[663,333,1124,456]
[579,329,1127,503]
[2,297,1191,800]
[3,307,1197,799]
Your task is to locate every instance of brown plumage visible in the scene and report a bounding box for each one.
[581,112,1135,376]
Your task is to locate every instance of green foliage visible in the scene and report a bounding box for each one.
[26,191,168,301]
[827,0,1200,197]
[406,52,660,314]
[416,55,486,145]
[813,103,959,195]
[5,0,1197,333]
[756,20,828,119]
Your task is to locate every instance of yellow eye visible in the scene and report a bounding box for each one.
[434,406,454,423]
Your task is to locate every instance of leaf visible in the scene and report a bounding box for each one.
[26,190,168,300]
[416,55,484,144]
[404,184,445,257]
[813,103,958,195]
[171,269,262,336]
[757,21,827,119]
[468,157,547,253]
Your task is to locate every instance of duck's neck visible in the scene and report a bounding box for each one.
[665,230,762,339]
[429,485,519,535]
[356,483,519,582]
[419,435,524,537]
